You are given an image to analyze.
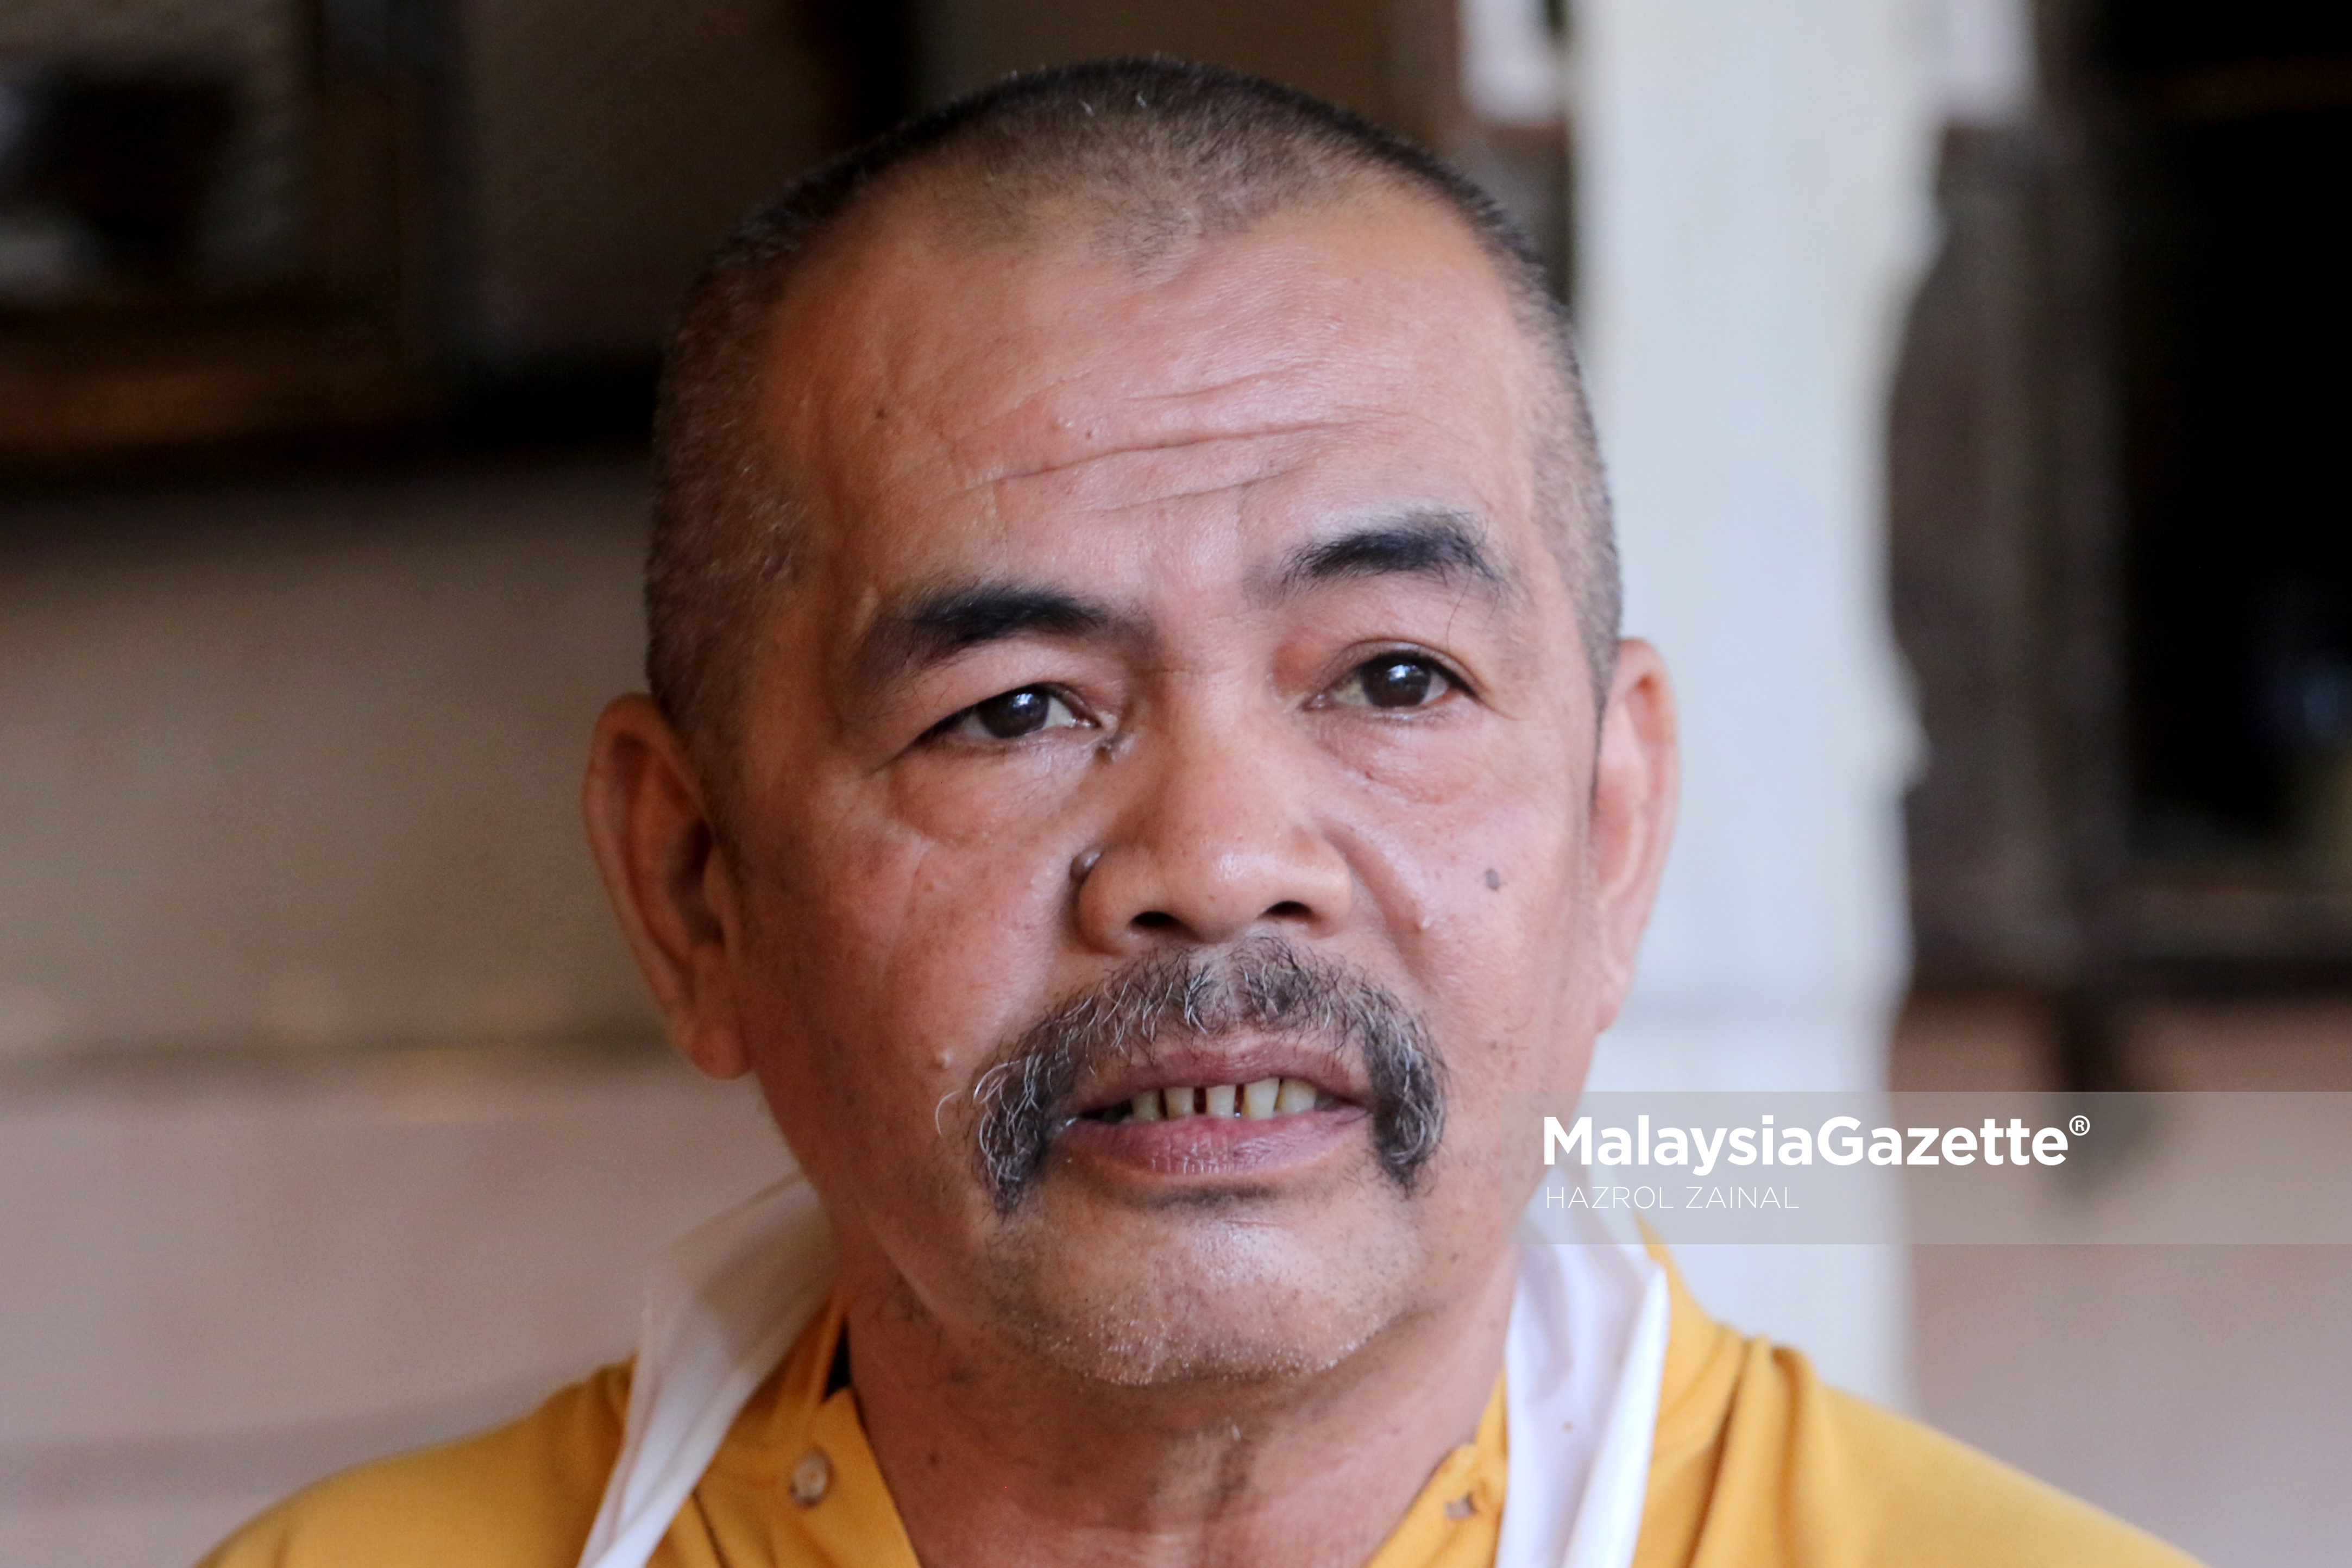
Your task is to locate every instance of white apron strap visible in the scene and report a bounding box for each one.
[576,1173,835,1568]
[1497,1219,1670,1568]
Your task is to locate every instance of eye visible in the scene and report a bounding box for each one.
[940,685,1091,742]
[1328,653,1460,711]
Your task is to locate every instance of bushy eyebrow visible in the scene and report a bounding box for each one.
[857,583,1137,689]
[1274,510,1513,599]
[854,511,1510,691]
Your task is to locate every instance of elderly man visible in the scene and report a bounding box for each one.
[203,59,2194,1568]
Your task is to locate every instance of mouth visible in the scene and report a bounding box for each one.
[1066,1040,1364,1128]
[969,939,1445,1209]
[1041,1049,1371,1193]
[1081,1075,1343,1125]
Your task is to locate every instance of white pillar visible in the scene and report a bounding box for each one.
[1574,0,1939,1407]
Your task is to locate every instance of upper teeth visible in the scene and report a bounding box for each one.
[1129,1077,1324,1123]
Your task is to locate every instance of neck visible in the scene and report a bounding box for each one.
[843,1253,1518,1568]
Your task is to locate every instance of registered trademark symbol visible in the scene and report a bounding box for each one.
[2069,1114,2090,1136]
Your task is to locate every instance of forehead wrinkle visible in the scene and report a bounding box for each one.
[899,260,1415,468]
[962,430,1342,534]
[817,205,1525,521]
[944,379,1447,526]
[782,182,1559,669]
[942,341,1359,482]
[969,415,1353,489]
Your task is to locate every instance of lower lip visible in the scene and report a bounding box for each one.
[1052,1106,1369,1189]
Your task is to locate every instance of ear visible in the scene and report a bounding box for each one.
[1585,638,1679,1033]
[581,694,752,1079]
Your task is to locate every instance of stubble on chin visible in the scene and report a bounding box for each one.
[966,1192,1437,1390]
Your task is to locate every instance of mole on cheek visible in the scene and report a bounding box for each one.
[1484,869,1502,891]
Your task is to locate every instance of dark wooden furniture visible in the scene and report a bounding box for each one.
[0,2,438,460]
[1892,1,2352,1077]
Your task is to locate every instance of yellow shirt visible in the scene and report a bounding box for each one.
[1634,1257,2199,1567]
[199,1258,2198,1568]
[200,1288,1504,1568]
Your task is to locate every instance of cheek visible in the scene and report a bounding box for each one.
[882,727,1104,836]
[1335,755,1593,1090]
[1310,713,1498,810]
[740,772,1084,1150]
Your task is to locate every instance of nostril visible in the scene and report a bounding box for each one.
[1264,901,1310,919]
[1132,911,1180,931]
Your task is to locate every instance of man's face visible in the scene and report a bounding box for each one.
[697,185,1634,1383]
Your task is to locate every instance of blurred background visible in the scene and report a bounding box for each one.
[1,1,2345,1564]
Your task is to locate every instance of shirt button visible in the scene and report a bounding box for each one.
[788,1449,832,1508]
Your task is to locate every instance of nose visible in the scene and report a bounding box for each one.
[1073,719,1355,952]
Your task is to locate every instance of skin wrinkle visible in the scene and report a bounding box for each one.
[980,374,1422,461]
[998,375,1349,468]
[966,427,1341,524]
[877,245,1463,506]
[1009,463,1324,524]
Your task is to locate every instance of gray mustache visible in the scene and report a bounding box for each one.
[970,937,1448,1210]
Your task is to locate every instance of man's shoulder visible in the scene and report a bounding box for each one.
[1797,1379,2202,1566]
[195,1363,630,1568]
[1641,1269,2202,1567]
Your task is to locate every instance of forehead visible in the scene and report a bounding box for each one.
[756,180,1543,589]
